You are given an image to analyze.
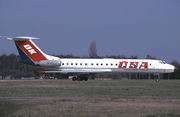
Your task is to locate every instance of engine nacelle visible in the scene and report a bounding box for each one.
[35,60,61,67]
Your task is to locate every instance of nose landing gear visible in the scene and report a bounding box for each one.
[154,73,160,82]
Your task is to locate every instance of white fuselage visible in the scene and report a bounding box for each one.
[47,58,174,74]
[1,36,174,75]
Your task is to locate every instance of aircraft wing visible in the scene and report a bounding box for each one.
[39,69,112,74]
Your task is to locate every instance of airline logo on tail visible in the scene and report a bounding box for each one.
[15,40,48,62]
[24,44,37,54]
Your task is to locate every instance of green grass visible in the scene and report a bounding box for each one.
[0,79,180,117]
[1,80,180,99]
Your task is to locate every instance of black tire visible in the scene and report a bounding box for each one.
[156,78,160,82]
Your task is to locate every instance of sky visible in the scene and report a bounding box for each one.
[0,0,180,63]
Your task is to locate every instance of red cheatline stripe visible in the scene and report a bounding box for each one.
[38,71,47,73]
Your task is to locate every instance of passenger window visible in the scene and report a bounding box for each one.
[116,64,118,66]
[62,63,64,65]
[71,63,73,65]
[106,63,108,66]
[96,63,98,66]
[76,63,78,65]
[111,64,113,66]
[91,63,93,66]
[66,63,68,65]
[85,63,87,65]
[101,63,103,66]
[80,63,82,65]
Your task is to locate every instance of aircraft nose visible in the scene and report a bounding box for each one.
[166,64,175,73]
[171,64,175,71]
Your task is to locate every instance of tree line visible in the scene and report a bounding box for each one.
[0,53,180,80]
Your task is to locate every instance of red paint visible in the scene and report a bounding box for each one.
[118,61,148,69]
[129,62,139,68]
[38,71,47,73]
[15,40,48,62]
[139,62,148,68]
[118,61,128,68]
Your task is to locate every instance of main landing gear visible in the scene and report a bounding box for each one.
[72,75,88,81]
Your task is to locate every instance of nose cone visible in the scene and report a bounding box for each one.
[169,64,175,73]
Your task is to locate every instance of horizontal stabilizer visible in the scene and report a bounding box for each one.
[0,36,39,41]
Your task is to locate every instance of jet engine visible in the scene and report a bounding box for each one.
[35,60,61,67]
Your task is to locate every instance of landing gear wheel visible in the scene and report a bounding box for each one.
[156,78,160,82]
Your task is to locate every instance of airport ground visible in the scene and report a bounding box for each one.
[0,79,180,117]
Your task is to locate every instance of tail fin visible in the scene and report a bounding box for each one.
[1,36,48,65]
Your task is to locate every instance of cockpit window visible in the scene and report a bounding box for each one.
[162,61,166,64]
[159,61,166,64]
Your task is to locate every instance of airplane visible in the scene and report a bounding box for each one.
[0,36,175,81]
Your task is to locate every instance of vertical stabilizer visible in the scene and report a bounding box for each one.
[1,36,48,65]
[15,40,48,63]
